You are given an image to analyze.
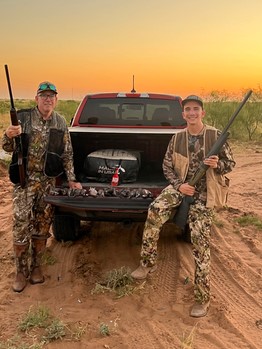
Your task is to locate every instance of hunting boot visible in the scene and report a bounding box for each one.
[131,261,157,280]
[13,242,30,292]
[29,234,50,284]
[190,301,210,318]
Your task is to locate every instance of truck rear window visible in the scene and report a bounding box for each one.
[78,98,185,127]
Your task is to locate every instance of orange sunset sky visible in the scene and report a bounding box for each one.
[0,0,262,100]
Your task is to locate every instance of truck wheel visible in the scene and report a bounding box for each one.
[52,214,81,242]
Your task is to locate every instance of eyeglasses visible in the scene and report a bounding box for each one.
[38,83,57,92]
[38,94,56,100]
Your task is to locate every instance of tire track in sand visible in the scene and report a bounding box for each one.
[209,224,262,349]
[44,239,78,300]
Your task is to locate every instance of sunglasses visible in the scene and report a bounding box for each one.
[38,83,57,93]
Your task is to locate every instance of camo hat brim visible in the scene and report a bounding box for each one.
[182,95,203,108]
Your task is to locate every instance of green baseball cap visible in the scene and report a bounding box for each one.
[182,95,203,108]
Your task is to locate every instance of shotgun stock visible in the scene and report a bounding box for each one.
[4,64,26,188]
[173,90,252,231]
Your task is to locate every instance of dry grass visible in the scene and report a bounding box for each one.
[0,304,87,348]
[234,213,262,230]
[180,324,198,348]
[91,266,146,298]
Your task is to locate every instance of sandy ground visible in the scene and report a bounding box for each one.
[0,143,261,349]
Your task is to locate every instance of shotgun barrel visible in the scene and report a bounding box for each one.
[4,64,26,188]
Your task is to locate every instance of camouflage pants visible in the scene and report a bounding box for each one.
[140,184,213,304]
[13,178,55,243]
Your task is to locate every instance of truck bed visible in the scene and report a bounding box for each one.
[70,129,173,187]
[45,92,185,241]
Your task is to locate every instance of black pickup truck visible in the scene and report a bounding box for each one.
[45,91,186,241]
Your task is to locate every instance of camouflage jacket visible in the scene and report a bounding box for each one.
[2,107,76,183]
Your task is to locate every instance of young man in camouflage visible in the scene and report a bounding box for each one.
[131,95,235,317]
[2,82,82,293]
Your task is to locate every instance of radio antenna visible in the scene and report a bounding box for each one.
[131,75,136,93]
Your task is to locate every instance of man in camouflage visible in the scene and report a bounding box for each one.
[2,82,82,292]
[131,95,235,317]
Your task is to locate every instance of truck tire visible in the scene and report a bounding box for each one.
[52,214,81,242]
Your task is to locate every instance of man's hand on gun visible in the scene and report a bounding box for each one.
[179,155,219,196]
[203,155,219,168]
[179,183,195,196]
[5,125,22,139]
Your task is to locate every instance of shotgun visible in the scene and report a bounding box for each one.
[4,64,26,188]
[173,89,253,230]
